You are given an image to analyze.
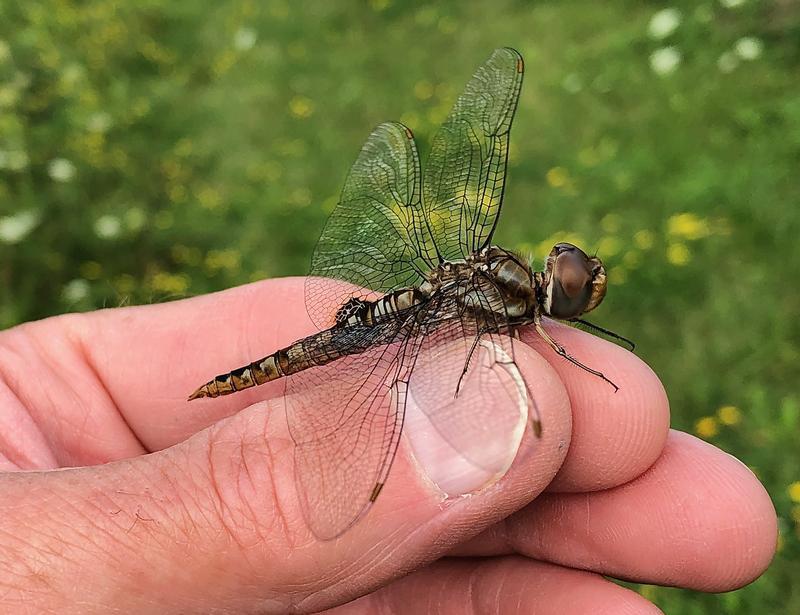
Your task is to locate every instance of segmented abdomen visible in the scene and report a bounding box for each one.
[187,297,419,400]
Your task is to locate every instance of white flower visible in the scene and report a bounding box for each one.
[62,279,91,303]
[233,27,257,51]
[87,112,112,133]
[717,51,739,73]
[94,214,121,239]
[48,158,76,182]
[648,8,682,40]
[650,47,681,75]
[0,210,40,244]
[0,150,29,171]
[735,37,763,60]
[720,0,746,8]
[61,63,86,87]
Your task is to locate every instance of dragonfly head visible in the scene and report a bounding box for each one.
[541,243,607,319]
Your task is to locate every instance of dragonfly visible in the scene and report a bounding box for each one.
[189,48,632,539]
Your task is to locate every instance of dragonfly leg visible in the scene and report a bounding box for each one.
[534,318,619,392]
[569,318,635,351]
[454,327,488,398]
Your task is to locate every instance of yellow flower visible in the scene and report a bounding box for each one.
[426,103,449,127]
[79,261,102,280]
[150,272,189,295]
[609,266,627,285]
[788,481,800,504]
[597,236,621,258]
[171,245,202,266]
[289,187,312,207]
[633,230,654,250]
[197,186,222,210]
[717,405,742,426]
[174,138,193,157]
[695,416,719,439]
[546,166,569,189]
[168,184,187,203]
[623,250,641,269]
[289,96,314,119]
[114,274,136,294]
[131,97,151,118]
[154,210,174,230]
[205,249,241,273]
[413,80,434,101]
[666,242,690,266]
[791,505,800,524]
[212,50,237,77]
[601,213,621,233]
[667,212,711,241]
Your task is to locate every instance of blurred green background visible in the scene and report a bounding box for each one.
[1,0,798,611]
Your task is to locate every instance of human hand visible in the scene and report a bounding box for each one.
[0,278,776,614]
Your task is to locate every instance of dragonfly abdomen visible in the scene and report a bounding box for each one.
[336,288,424,327]
[188,324,383,400]
[187,353,286,400]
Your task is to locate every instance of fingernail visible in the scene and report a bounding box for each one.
[403,339,529,496]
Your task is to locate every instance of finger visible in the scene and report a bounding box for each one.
[0,278,315,459]
[520,322,670,491]
[328,556,662,615]
[0,339,574,613]
[451,431,777,592]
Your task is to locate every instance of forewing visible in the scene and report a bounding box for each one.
[423,47,524,260]
[284,313,424,539]
[408,278,532,476]
[306,122,435,329]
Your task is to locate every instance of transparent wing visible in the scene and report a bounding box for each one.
[284,311,425,539]
[305,122,435,329]
[408,276,534,476]
[423,47,524,260]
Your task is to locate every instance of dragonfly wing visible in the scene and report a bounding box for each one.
[306,122,435,329]
[408,278,533,479]
[284,312,425,539]
[423,47,524,260]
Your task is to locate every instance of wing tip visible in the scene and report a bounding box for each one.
[373,121,415,141]
[493,47,524,74]
[369,481,385,502]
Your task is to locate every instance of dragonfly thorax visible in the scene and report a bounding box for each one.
[419,246,537,321]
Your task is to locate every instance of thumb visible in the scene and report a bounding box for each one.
[0,344,570,614]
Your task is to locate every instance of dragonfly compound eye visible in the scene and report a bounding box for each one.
[585,257,608,313]
[545,243,606,318]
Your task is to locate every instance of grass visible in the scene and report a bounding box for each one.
[1,1,799,612]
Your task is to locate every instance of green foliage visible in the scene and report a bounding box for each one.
[1,1,798,611]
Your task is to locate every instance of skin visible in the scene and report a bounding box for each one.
[0,277,776,614]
